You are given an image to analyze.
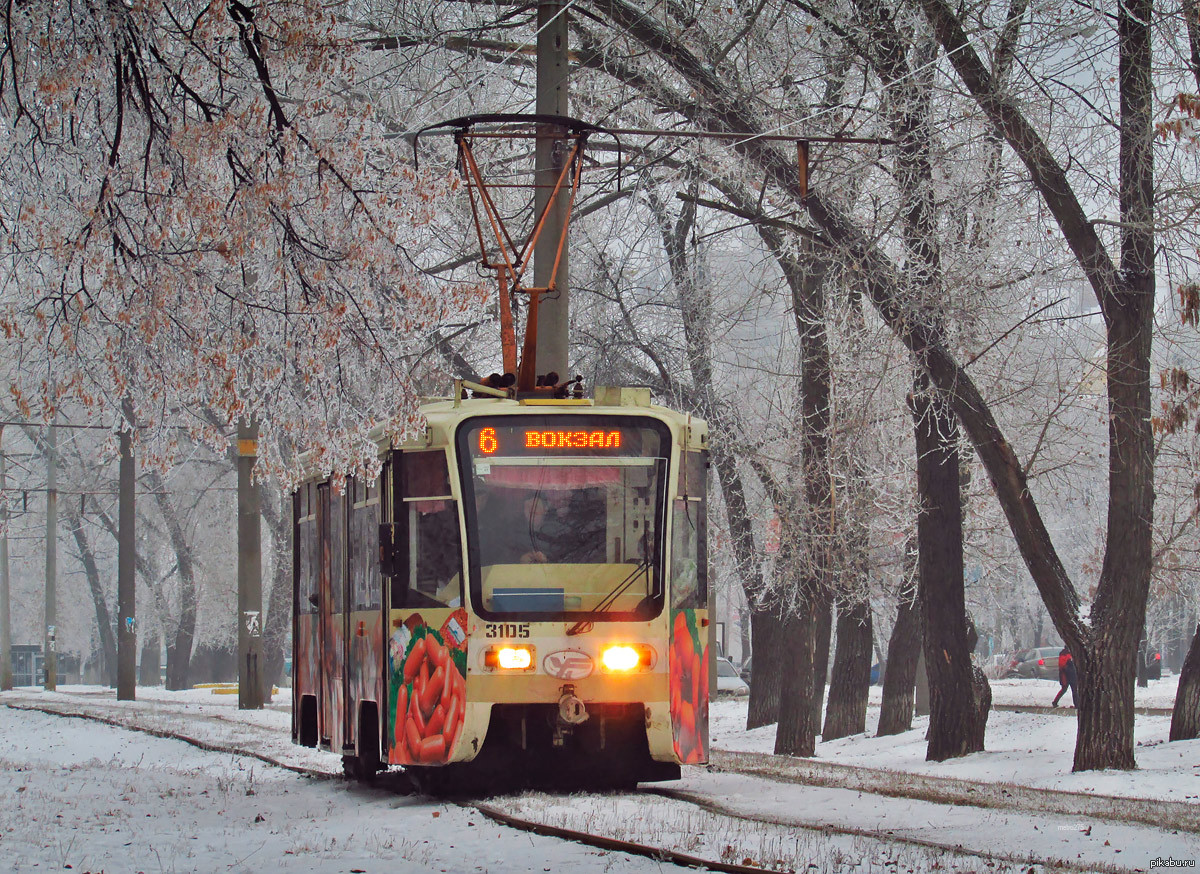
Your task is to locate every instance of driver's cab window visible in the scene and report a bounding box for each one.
[397,450,462,608]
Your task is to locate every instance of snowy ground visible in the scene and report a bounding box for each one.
[0,705,678,874]
[712,675,1200,803]
[1,679,1197,873]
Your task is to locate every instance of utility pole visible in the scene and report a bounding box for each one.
[44,420,56,691]
[237,418,264,709]
[533,0,570,379]
[0,425,11,691]
[117,420,136,700]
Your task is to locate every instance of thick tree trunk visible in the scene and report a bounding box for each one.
[1074,635,1139,770]
[879,565,922,735]
[1170,624,1200,741]
[823,598,873,740]
[913,383,985,760]
[774,602,819,756]
[747,606,784,729]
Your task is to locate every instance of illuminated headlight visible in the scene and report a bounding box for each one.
[483,645,535,671]
[601,644,654,672]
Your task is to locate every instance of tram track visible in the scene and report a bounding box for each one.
[1,692,1185,873]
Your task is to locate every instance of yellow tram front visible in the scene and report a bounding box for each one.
[386,390,709,787]
[292,387,710,788]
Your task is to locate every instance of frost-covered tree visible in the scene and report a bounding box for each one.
[0,0,484,481]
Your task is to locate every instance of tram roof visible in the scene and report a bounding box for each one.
[394,386,706,446]
[295,387,706,484]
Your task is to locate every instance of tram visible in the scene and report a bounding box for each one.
[291,383,710,788]
[291,115,711,788]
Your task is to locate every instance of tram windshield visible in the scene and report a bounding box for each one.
[458,415,671,621]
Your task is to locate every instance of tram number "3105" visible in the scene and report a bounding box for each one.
[484,623,530,639]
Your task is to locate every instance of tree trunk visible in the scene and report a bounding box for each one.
[1170,624,1200,741]
[915,650,930,716]
[811,591,833,732]
[740,601,752,666]
[774,603,819,756]
[913,383,985,760]
[823,598,873,740]
[1074,633,1140,770]
[747,606,784,728]
[879,565,922,735]
[150,473,198,691]
[260,486,292,690]
[138,630,161,686]
[64,505,117,687]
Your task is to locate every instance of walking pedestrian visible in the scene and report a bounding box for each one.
[1052,646,1078,707]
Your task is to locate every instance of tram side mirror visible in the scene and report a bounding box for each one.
[379,523,395,577]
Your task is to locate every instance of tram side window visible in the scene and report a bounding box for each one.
[350,479,381,611]
[671,451,708,611]
[396,450,462,608]
[296,485,319,615]
[330,487,347,614]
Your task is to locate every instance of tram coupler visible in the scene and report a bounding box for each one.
[554,684,589,747]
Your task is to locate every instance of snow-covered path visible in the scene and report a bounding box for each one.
[0,706,673,874]
[3,683,1199,873]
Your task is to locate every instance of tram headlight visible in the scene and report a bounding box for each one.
[601,644,654,672]
[483,645,535,671]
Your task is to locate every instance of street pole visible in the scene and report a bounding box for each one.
[117,422,136,700]
[0,425,11,691]
[533,0,570,379]
[237,418,263,709]
[44,420,56,691]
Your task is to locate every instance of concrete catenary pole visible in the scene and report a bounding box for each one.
[44,420,56,691]
[533,0,570,379]
[117,422,136,700]
[0,425,12,691]
[237,417,264,709]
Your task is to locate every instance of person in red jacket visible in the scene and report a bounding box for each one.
[1052,647,1078,707]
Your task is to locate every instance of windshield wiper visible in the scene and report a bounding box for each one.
[566,556,652,636]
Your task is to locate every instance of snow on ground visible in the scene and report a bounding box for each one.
[0,704,673,874]
[2,679,1198,873]
[711,675,1200,803]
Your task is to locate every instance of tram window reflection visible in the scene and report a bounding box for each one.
[475,486,609,567]
[406,501,462,607]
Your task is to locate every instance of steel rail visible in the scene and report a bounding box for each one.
[647,786,1130,874]
[475,801,775,874]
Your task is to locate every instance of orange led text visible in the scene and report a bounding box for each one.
[524,430,621,449]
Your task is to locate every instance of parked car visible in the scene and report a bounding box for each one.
[738,656,752,685]
[717,656,750,695]
[1012,646,1063,680]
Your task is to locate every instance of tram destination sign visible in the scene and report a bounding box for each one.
[465,417,665,459]
[478,425,620,454]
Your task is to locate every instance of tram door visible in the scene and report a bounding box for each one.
[384,448,467,767]
[345,476,383,756]
[318,483,349,749]
[293,484,321,746]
